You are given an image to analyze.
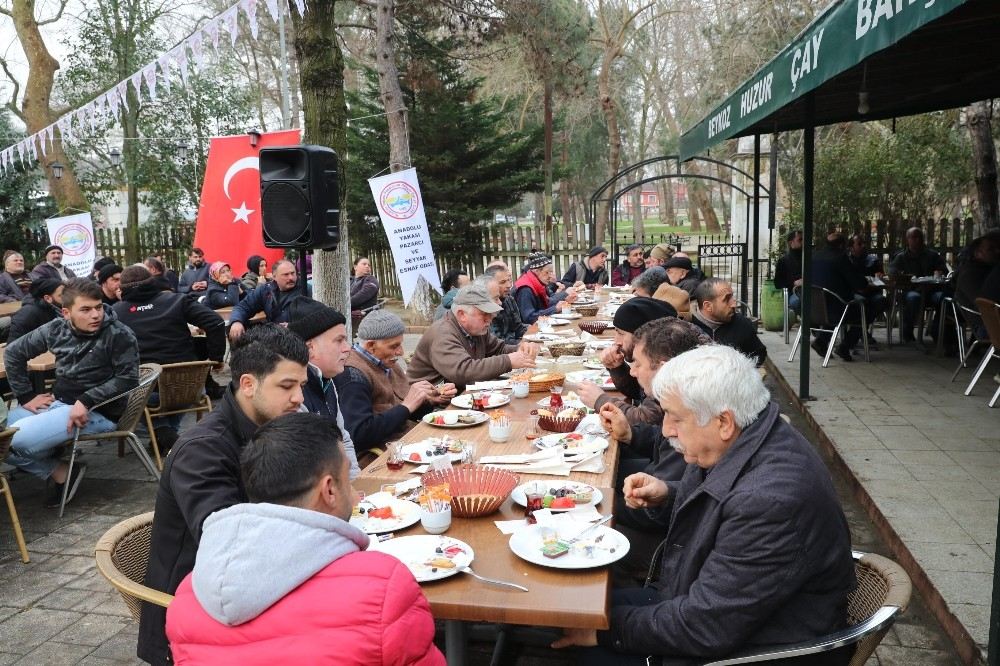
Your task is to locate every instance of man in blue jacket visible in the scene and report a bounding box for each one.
[228,259,300,340]
[555,345,855,665]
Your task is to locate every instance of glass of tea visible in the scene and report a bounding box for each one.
[386,441,404,471]
[525,484,544,524]
[549,385,564,410]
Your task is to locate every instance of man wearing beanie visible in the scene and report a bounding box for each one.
[98,263,123,306]
[409,283,539,392]
[513,252,577,324]
[91,256,116,281]
[8,278,64,342]
[335,310,456,454]
[576,296,676,426]
[31,244,77,282]
[114,265,227,444]
[286,297,361,476]
[559,246,609,289]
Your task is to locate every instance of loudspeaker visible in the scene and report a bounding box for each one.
[260,145,340,250]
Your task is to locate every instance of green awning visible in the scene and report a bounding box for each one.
[679,0,980,160]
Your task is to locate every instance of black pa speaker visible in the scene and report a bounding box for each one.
[260,145,340,250]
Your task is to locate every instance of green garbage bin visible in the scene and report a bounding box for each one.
[761,279,785,332]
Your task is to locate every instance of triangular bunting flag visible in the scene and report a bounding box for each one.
[263,0,280,22]
[108,85,121,118]
[292,0,305,17]
[189,32,205,71]
[172,45,190,86]
[15,140,25,165]
[158,54,172,96]
[204,18,222,54]
[130,71,144,105]
[222,6,240,48]
[142,63,159,102]
[116,80,131,112]
[240,0,259,39]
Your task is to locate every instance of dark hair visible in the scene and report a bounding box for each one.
[61,277,103,308]
[247,254,266,274]
[632,268,669,295]
[786,230,802,242]
[482,265,508,279]
[92,256,115,275]
[826,232,847,253]
[144,257,166,274]
[353,256,369,267]
[190,247,204,256]
[442,268,468,291]
[230,323,309,381]
[624,244,642,254]
[241,413,345,504]
[633,317,711,365]
[692,277,729,307]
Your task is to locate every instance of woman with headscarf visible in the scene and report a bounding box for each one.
[0,251,32,302]
[513,253,575,324]
[241,254,268,293]
[205,261,244,309]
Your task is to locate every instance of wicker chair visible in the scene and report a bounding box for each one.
[58,364,162,517]
[700,551,911,665]
[0,427,28,563]
[94,512,172,621]
[143,361,215,470]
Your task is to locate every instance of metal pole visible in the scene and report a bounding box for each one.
[753,134,761,316]
[989,498,1000,665]
[768,133,778,230]
[743,195,750,307]
[277,8,292,129]
[800,95,815,400]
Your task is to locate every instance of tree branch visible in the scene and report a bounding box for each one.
[337,22,374,31]
[37,0,70,26]
[0,53,22,120]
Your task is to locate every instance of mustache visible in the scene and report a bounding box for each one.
[668,437,685,454]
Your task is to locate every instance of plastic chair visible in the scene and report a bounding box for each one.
[966,298,1000,407]
[788,286,869,367]
[142,361,214,470]
[94,511,173,621]
[700,551,911,665]
[59,364,162,517]
[0,427,27,562]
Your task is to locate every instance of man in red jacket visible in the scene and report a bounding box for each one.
[166,412,444,666]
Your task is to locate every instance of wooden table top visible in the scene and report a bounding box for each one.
[0,347,57,378]
[0,301,22,316]
[354,477,614,630]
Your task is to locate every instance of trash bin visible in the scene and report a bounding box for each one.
[761,279,785,332]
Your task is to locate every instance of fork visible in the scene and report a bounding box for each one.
[459,566,528,592]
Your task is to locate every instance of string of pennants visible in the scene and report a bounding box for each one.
[0,0,305,177]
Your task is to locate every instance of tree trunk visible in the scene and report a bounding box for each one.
[122,99,141,263]
[689,196,702,232]
[597,48,621,244]
[660,180,674,226]
[291,0,350,316]
[967,101,999,232]
[559,135,571,230]
[11,0,88,210]
[543,79,554,227]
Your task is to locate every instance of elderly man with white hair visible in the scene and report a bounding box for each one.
[554,345,855,665]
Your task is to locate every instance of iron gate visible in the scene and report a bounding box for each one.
[696,242,748,307]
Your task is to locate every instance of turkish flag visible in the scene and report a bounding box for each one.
[193,130,301,275]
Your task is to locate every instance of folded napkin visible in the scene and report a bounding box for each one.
[487,461,574,476]
[467,380,511,391]
[480,447,562,465]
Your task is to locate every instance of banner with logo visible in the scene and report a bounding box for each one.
[45,212,96,278]
[368,168,442,305]
[193,130,299,274]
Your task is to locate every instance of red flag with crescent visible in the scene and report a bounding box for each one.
[193,130,301,274]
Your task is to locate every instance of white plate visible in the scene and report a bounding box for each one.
[509,524,629,570]
[582,360,605,370]
[422,410,489,428]
[371,535,475,582]
[524,333,563,342]
[451,393,511,409]
[586,340,615,349]
[511,481,603,511]
[400,438,467,463]
[533,432,609,453]
[350,492,421,534]
[535,395,586,410]
[565,370,615,390]
[552,312,582,320]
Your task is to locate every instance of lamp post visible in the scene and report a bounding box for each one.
[110,147,122,167]
[51,162,64,179]
[248,129,261,148]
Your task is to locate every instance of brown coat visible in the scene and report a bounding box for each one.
[407,312,518,391]
[344,350,410,415]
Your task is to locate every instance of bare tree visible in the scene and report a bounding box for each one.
[967,100,999,231]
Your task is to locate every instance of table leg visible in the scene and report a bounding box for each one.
[445,620,468,666]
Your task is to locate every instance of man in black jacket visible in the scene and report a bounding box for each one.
[812,234,868,361]
[30,244,77,282]
[773,229,803,313]
[691,278,766,366]
[7,278,63,342]
[177,247,209,295]
[555,346,855,665]
[137,325,309,665]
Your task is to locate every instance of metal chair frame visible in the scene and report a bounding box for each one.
[966,298,1000,408]
[94,511,173,621]
[939,297,986,382]
[142,360,214,470]
[0,427,27,562]
[788,287,869,367]
[782,285,801,345]
[60,364,162,517]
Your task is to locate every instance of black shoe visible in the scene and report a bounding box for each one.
[835,345,854,362]
[152,426,179,457]
[44,463,87,509]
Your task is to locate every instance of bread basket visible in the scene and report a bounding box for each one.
[548,341,586,357]
[532,408,586,433]
[421,465,518,517]
[524,372,565,393]
[573,304,600,317]
[578,320,613,335]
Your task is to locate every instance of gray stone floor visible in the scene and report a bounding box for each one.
[0,334,970,665]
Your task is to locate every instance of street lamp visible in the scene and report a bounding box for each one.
[51,162,64,179]
[110,147,122,167]
[248,129,261,148]
[176,141,190,161]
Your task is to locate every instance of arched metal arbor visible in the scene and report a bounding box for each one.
[587,154,775,314]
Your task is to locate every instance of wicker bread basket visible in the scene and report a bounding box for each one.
[578,320,613,335]
[532,408,586,433]
[523,372,565,393]
[421,465,518,517]
[548,341,586,357]
[573,304,600,316]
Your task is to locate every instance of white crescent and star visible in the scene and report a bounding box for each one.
[222,155,260,224]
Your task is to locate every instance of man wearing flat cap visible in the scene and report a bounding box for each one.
[645,243,674,268]
[663,255,703,295]
[335,310,457,454]
[560,246,609,289]
[409,283,539,392]
[31,245,77,283]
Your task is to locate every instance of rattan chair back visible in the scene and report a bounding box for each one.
[151,361,213,413]
[94,512,173,621]
[0,427,16,461]
[846,553,911,665]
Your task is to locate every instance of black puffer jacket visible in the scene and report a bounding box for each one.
[7,297,60,342]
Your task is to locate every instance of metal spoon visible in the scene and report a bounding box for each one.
[459,566,529,592]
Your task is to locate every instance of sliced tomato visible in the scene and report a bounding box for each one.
[368,506,394,519]
[409,452,422,461]
[551,497,575,509]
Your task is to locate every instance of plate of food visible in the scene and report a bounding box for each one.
[524,333,564,342]
[535,391,586,410]
[533,432,609,453]
[582,357,606,370]
[565,370,615,390]
[511,481,603,511]
[509,523,629,570]
[350,492,421,534]
[422,410,489,428]
[400,437,468,463]
[450,393,511,409]
[552,312,582,320]
[371,535,475,582]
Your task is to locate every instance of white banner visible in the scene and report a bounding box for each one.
[368,168,442,305]
[45,212,97,278]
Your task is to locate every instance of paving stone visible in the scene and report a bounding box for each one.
[0,606,20,623]
[35,586,108,612]
[0,552,53,582]
[0,571,78,608]
[0,607,83,653]
[893,618,954,651]
[13,642,95,665]
[924,569,993,607]
[36,554,100,577]
[949,603,991,652]
[874,644,965,665]
[0,654,21,665]
[52,614,134,647]
[902,464,976,483]
[26,531,89,555]
[65,568,117,593]
[922,479,995,503]
[906,541,996,574]
[85,625,140,662]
